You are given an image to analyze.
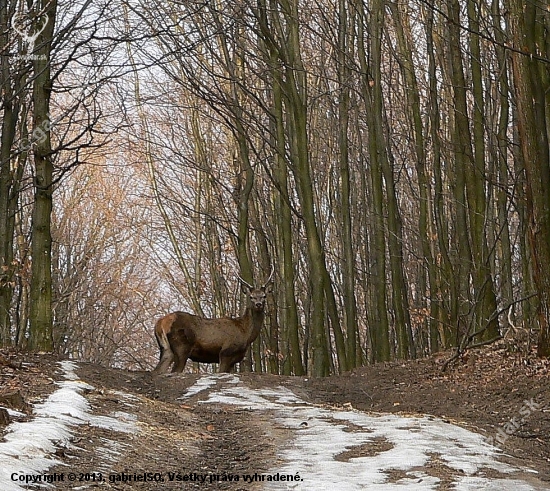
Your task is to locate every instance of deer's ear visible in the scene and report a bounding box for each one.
[263,285,273,295]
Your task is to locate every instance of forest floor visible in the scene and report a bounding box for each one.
[0,341,549,490]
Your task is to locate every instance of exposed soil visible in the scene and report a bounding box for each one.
[1,341,549,489]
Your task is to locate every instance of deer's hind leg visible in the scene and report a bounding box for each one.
[153,346,174,374]
[171,342,192,373]
[152,322,174,375]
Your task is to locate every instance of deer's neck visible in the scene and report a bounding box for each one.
[244,308,265,344]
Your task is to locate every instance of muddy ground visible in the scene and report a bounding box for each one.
[0,341,549,489]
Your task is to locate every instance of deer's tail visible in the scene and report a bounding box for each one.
[152,316,174,374]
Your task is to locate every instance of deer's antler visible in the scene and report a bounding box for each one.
[238,275,254,290]
[262,267,274,289]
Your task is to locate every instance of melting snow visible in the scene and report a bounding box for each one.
[182,375,547,491]
[1,364,545,491]
[177,372,240,399]
[0,360,137,491]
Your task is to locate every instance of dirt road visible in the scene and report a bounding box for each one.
[1,347,549,490]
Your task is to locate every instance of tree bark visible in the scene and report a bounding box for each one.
[269,37,304,375]
[355,0,390,362]
[28,0,57,351]
[338,0,358,368]
[508,0,550,356]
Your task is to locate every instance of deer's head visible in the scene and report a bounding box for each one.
[239,268,274,312]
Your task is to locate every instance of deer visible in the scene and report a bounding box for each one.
[152,271,273,374]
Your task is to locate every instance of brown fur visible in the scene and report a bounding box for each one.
[152,286,269,374]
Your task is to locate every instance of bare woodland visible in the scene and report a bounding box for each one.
[0,0,549,376]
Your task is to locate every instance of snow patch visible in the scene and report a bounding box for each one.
[1,407,26,418]
[0,360,137,491]
[178,373,240,399]
[94,438,131,474]
[184,375,545,491]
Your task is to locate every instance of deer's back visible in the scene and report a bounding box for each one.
[168,311,248,349]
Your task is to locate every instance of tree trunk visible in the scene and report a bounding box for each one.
[391,1,436,353]
[424,3,455,349]
[508,0,550,357]
[492,0,514,315]
[355,0,390,362]
[0,0,24,346]
[284,0,330,375]
[466,0,499,341]
[272,68,304,375]
[338,0,358,368]
[28,0,57,351]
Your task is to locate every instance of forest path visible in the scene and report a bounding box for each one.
[1,358,548,490]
